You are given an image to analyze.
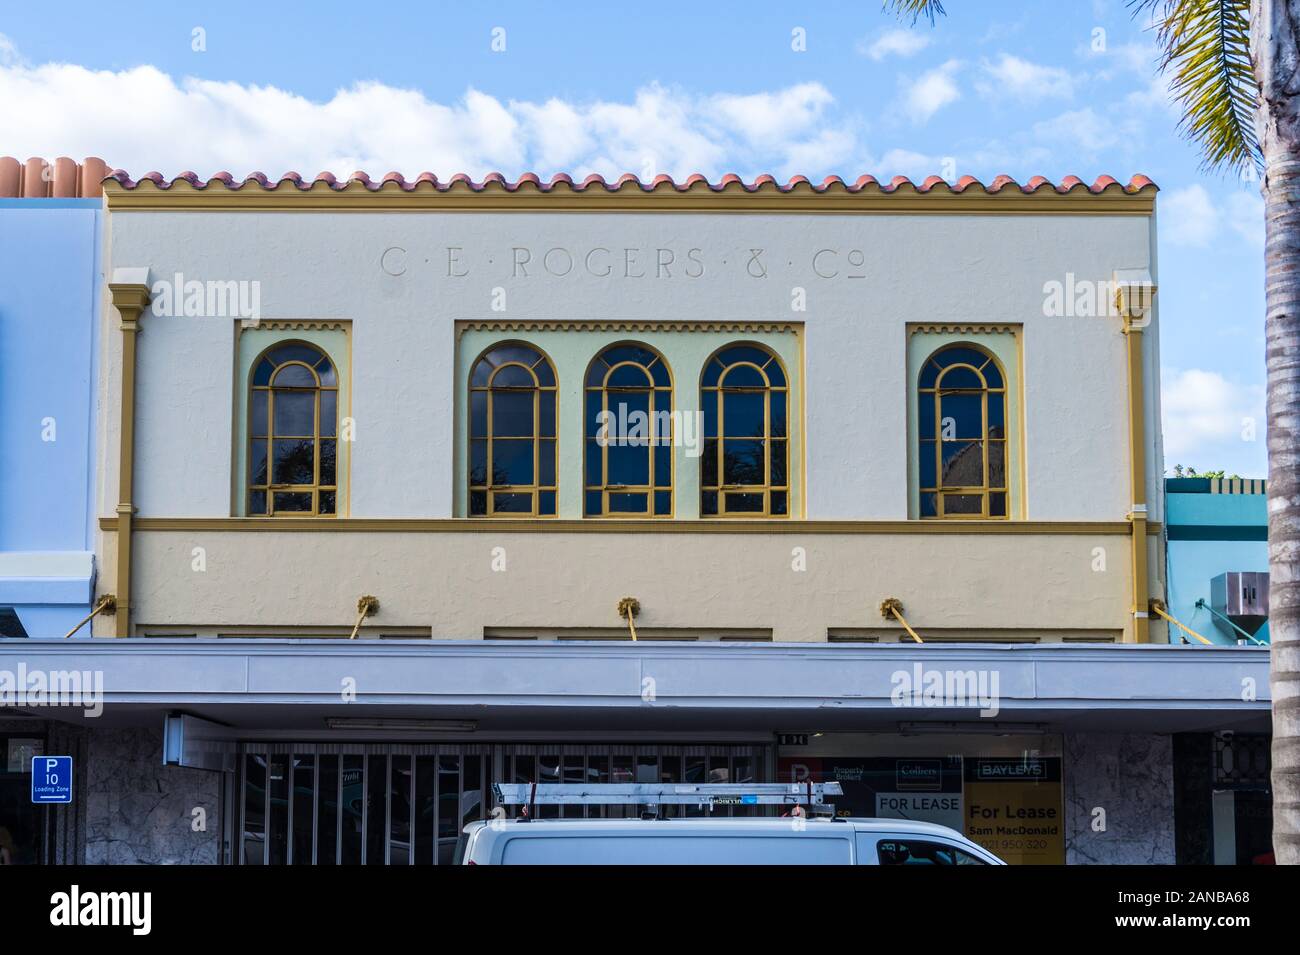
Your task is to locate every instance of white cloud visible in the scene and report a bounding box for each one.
[0,33,19,66]
[1163,185,1219,246]
[0,50,856,182]
[904,60,962,123]
[978,54,1075,101]
[1161,368,1265,469]
[858,29,931,61]
[1161,184,1263,248]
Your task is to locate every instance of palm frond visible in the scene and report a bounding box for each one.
[1131,0,1260,174]
[884,0,946,26]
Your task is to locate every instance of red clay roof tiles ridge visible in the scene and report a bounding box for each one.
[102,170,1158,195]
[0,157,109,198]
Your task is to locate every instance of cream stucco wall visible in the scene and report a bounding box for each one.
[95,205,1166,639]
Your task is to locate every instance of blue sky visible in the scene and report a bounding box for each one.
[0,0,1266,476]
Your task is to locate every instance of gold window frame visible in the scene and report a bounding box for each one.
[700,343,790,518]
[248,341,339,517]
[583,342,674,518]
[918,344,1009,520]
[468,342,558,517]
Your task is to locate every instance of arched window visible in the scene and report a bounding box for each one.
[584,343,672,517]
[918,344,1007,519]
[469,342,557,516]
[248,341,338,516]
[700,344,788,516]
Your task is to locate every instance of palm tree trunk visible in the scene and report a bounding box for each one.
[1256,0,1300,866]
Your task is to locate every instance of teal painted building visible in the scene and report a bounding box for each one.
[1164,477,1269,645]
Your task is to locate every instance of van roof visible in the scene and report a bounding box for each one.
[464,817,967,839]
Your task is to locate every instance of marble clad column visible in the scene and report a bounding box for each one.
[1064,732,1175,864]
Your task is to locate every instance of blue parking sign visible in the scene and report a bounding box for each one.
[31,756,73,804]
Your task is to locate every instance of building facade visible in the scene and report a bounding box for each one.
[0,168,1273,864]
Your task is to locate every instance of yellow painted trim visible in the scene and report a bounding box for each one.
[1123,314,1151,643]
[99,516,1158,535]
[456,320,801,339]
[103,179,1156,215]
[107,281,151,637]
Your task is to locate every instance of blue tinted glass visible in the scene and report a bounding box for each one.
[609,492,648,513]
[607,363,652,387]
[724,440,765,486]
[585,439,602,485]
[493,492,532,513]
[724,392,764,438]
[654,446,671,487]
[989,441,1005,488]
[470,391,488,437]
[251,391,268,437]
[539,440,556,486]
[273,363,316,387]
[533,358,555,387]
[701,358,723,388]
[939,392,983,438]
[938,365,983,389]
[940,441,984,487]
[585,490,603,515]
[771,440,787,486]
[919,492,937,517]
[273,439,314,485]
[492,440,534,486]
[919,359,941,389]
[702,440,719,486]
[469,439,487,485]
[719,346,774,368]
[981,360,1003,389]
[935,346,989,370]
[918,392,936,439]
[654,491,672,515]
[492,364,535,387]
[273,391,315,436]
[492,392,534,437]
[770,392,787,438]
[469,490,487,515]
[602,345,657,367]
[538,391,556,437]
[270,343,326,367]
[585,391,604,436]
[487,344,543,367]
[919,440,937,487]
[649,360,670,388]
[320,391,337,436]
[320,440,336,485]
[315,358,336,387]
[988,394,1005,433]
[771,491,787,515]
[722,364,765,388]
[539,491,556,515]
[703,395,719,438]
[990,492,1007,517]
[249,489,267,515]
[249,439,268,485]
[608,444,650,486]
[764,359,786,388]
[471,358,493,387]
[253,358,275,386]
[701,490,718,515]
[725,492,763,512]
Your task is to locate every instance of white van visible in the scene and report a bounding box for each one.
[458,817,1005,865]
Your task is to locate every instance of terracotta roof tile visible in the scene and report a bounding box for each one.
[0,157,109,198]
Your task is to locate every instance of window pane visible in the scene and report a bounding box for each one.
[315,359,337,387]
[268,754,288,866]
[585,490,603,515]
[701,490,718,515]
[469,490,487,515]
[533,359,555,387]
[292,755,315,865]
[539,490,556,515]
[249,439,268,486]
[939,393,982,438]
[320,440,336,486]
[723,440,765,485]
[585,391,603,435]
[253,358,275,386]
[654,490,672,515]
[653,445,671,487]
[492,440,534,486]
[988,395,1005,433]
[771,440,787,487]
[270,343,326,367]
[990,492,1007,517]
[770,391,787,437]
[989,441,1006,488]
[390,755,412,867]
[414,756,435,866]
[319,490,336,515]
[243,753,266,865]
[273,363,316,388]
[608,444,650,486]
[919,440,936,488]
[702,440,719,486]
[723,391,764,438]
[609,492,648,513]
[248,490,267,515]
[492,392,534,437]
[771,491,787,515]
[492,492,533,513]
[702,358,722,388]
[471,358,492,387]
[538,391,556,437]
[719,345,774,368]
[937,365,983,389]
[918,392,935,439]
[725,492,764,513]
[607,364,651,387]
[981,360,1004,389]
[273,391,315,436]
[934,346,989,370]
[942,493,982,515]
[470,391,488,437]
[273,439,315,485]
[920,491,937,517]
[765,360,786,388]
[585,439,602,485]
[492,364,534,388]
[317,755,338,865]
[251,391,268,436]
[469,439,487,486]
[722,364,766,388]
[366,755,386,865]
[703,395,719,438]
[539,439,556,486]
[320,391,337,436]
[273,491,313,512]
[940,441,983,487]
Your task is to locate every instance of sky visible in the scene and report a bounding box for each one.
[0,0,1266,477]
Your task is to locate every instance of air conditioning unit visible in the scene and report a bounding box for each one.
[1210,572,1269,640]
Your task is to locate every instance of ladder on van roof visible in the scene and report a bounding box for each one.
[494,782,844,817]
